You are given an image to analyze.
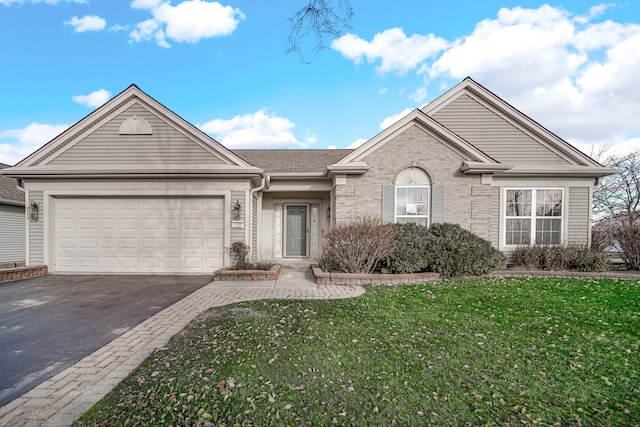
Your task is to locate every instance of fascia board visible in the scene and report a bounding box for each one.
[2,164,264,178]
[497,165,620,178]
[0,198,25,207]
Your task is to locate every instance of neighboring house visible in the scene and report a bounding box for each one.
[0,163,26,266]
[1,78,618,274]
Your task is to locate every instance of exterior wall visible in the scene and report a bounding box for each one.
[28,190,44,265]
[336,124,486,233]
[567,186,590,245]
[0,203,25,265]
[469,184,500,247]
[431,94,569,166]
[47,104,224,166]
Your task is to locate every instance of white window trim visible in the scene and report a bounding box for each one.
[502,187,564,247]
[394,185,431,226]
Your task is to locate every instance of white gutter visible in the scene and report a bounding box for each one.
[248,171,270,262]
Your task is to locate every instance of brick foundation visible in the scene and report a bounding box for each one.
[213,264,283,281]
[0,265,48,284]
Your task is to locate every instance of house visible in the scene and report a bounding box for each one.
[1,78,618,274]
[0,163,26,267]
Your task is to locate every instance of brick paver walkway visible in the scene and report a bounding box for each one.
[0,278,365,427]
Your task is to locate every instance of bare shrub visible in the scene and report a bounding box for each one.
[320,216,394,274]
[612,223,640,270]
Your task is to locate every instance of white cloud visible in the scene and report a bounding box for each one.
[420,4,640,145]
[130,0,244,47]
[72,89,112,108]
[331,28,449,74]
[378,87,387,95]
[379,108,412,129]
[410,86,427,103]
[66,15,107,33]
[109,24,129,32]
[199,110,316,149]
[0,123,69,165]
[347,138,367,149]
[331,4,640,153]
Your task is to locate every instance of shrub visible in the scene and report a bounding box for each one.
[612,223,640,270]
[382,222,431,274]
[421,223,506,278]
[319,216,394,274]
[384,222,506,278]
[229,241,250,270]
[512,244,610,271]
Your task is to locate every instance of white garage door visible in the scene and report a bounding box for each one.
[55,197,224,273]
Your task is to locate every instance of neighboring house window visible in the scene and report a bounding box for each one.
[505,189,563,245]
[395,167,430,226]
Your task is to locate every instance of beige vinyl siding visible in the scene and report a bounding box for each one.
[28,191,44,265]
[230,190,246,244]
[48,104,225,166]
[431,94,569,165]
[0,204,25,264]
[567,187,590,245]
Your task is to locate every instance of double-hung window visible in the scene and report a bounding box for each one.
[394,167,431,227]
[505,188,563,245]
[396,186,429,226]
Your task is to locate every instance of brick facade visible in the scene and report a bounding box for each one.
[334,124,497,244]
[0,265,48,284]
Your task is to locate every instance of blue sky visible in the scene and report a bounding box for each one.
[1,0,639,165]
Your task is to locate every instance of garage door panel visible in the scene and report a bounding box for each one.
[55,197,224,273]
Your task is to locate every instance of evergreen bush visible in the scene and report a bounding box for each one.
[383,222,506,278]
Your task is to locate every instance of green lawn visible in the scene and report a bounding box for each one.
[75,277,639,426]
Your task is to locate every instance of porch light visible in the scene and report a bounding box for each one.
[28,201,39,221]
[326,206,331,220]
[233,200,241,219]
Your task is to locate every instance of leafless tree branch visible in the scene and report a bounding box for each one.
[287,0,354,62]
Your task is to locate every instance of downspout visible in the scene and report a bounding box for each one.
[249,171,270,262]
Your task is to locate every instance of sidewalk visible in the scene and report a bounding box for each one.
[0,267,365,427]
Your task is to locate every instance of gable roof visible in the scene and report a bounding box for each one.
[422,77,603,168]
[336,78,617,178]
[0,163,24,206]
[7,84,261,178]
[233,149,353,174]
[336,108,502,166]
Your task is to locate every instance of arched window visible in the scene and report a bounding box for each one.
[394,167,431,226]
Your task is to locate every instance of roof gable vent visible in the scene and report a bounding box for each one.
[119,116,152,135]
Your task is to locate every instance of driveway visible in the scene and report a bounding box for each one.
[0,274,212,407]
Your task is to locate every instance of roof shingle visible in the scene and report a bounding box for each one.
[232,149,353,173]
[0,163,24,205]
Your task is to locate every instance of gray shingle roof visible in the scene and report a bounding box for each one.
[0,163,24,205]
[232,149,353,173]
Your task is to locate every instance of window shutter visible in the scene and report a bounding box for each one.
[382,185,395,223]
[431,184,445,224]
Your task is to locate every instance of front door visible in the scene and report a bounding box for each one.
[286,206,307,257]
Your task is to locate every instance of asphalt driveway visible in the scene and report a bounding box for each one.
[0,274,212,407]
